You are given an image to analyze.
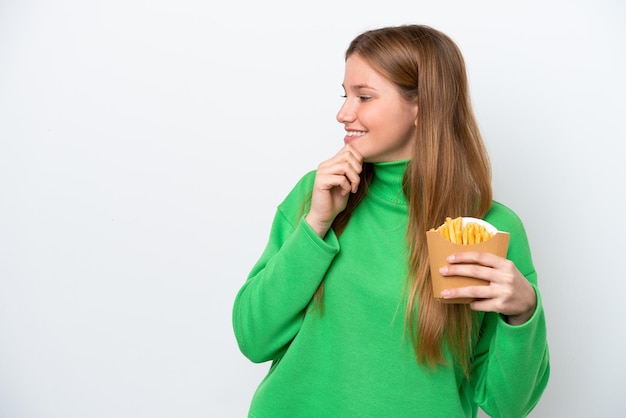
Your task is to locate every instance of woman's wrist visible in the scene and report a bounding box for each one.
[304,214,332,238]
[504,301,537,325]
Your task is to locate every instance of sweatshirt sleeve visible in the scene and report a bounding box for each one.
[469,203,551,417]
[232,172,340,363]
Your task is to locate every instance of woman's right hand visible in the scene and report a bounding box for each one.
[305,144,363,238]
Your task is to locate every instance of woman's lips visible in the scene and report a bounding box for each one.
[343,131,367,143]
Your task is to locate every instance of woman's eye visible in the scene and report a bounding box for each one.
[339,94,372,102]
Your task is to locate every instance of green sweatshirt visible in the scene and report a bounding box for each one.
[233,160,549,418]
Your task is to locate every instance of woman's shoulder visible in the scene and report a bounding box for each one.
[293,170,317,190]
[484,200,526,233]
[284,170,316,200]
[276,170,317,215]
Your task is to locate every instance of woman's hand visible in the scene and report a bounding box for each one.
[439,252,537,325]
[305,145,363,238]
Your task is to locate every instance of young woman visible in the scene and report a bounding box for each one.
[233,24,549,417]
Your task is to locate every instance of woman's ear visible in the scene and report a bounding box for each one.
[413,104,419,126]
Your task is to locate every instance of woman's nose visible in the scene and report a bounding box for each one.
[336,102,356,124]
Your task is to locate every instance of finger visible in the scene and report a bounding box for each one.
[336,146,364,178]
[446,251,504,268]
[440,285,493,302]
[321,159,362,193]
[316,145,363,194]
[317,173,353,194]
[345,168,361,193]
[323,164,360,193]
[320,150,361,174]
[440,284,510,314]
[336,175,354,195]
[342,143,364,165]
[439,262,496,282]
[469,298,503,314]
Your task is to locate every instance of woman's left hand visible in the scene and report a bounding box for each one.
[439,252,537,325]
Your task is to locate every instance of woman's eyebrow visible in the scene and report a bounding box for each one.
[342,83,378,91]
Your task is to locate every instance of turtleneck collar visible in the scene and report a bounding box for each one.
[368,160,409,205]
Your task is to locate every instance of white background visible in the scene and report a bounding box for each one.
[1,0,625,417]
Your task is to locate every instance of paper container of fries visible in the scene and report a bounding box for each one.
[426,217,510,304]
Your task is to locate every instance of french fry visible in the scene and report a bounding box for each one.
[446,217,456,244]
[467,223,475,245]
[454,217,462,244]
[432,216,494,244]
[474,225,480,244]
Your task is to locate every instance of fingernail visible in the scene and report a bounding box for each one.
[441,290,450,298]
[447,255,455,262]
[439,266,448,274]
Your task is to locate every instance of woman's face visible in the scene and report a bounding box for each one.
[337,54,418,162]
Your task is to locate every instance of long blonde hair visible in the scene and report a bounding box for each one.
[315,25,492,376]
